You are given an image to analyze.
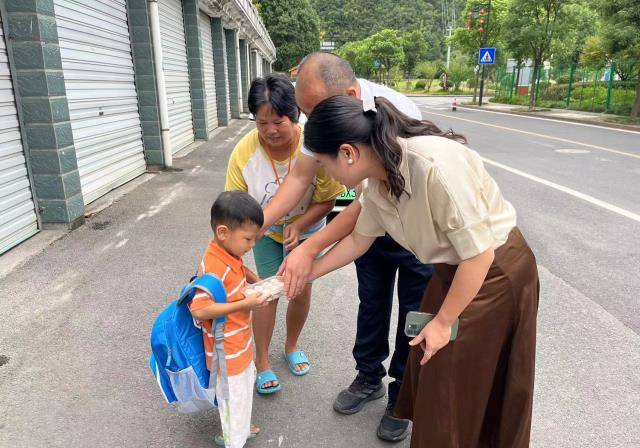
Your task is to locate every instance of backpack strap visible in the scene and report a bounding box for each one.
[177,273,231,401]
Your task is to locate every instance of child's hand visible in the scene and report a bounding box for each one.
[283,223,302,251]
[243,291,270,310]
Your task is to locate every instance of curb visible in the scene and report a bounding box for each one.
[406,94,474,98]
[459,105,640,132]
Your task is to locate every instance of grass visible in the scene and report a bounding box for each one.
[605,115,640,125]
[492,82,637,116]
[488,95,640,125]
[393,79,479,95]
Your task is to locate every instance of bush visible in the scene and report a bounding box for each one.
[539,84,567,101]
[439,79,453,90]
[491,95,529,106]
[414,79,427,90]
[492,80,636,116]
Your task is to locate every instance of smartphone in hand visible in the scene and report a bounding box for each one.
[404,311,459,341]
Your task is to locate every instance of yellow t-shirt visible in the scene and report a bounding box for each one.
[225,128,345,243]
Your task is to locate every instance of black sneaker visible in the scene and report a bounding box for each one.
[333,373,386,415]
[377,401,411,442]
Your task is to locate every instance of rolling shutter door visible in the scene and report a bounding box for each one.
[0,14,38,253]
[159,0,195,153]
[54,0,146,204]
[198,11,218,133]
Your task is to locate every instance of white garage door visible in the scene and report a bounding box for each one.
[54,0,146,205]
[0,14,39,254]
[159,0,195,153]
[198,11,218,133]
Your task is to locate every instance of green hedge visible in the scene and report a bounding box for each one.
[493,81,635,116]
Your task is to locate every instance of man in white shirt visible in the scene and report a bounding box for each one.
[261,53,433,443]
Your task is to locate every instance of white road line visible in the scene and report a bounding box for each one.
[419,109,640,160]
[418,104,640,135]
[461,105,640,135]
[482,157,640,223]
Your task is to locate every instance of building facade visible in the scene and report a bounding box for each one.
[0,0,275,254]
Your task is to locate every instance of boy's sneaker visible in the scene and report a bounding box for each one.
[333,373,386,415]
[376,401,411,442]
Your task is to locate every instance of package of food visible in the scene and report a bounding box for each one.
[244,276,285,301]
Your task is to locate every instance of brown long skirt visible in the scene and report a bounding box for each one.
[395,227,539,448]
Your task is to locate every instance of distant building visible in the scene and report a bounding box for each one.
[320,40,337,52]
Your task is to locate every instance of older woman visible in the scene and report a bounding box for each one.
[297,94,539,447]
[225,74,344,394]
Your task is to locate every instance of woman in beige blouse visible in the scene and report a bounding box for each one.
[299,95,539,447]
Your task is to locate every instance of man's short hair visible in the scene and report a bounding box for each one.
[299,52,357,95]
[211,191,264,230]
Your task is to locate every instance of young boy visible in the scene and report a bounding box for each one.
[188,191,270,447]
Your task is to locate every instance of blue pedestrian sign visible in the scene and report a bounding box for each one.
[478,47,496,65]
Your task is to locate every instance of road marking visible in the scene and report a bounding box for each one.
[482,157,640,223]
[555,149,590,154]
[420,109,640,160]
[417,102,640,135]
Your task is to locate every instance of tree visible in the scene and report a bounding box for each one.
[503,26,531,98]
[309,0,346,36]
[415,61,438,90]
[337,39,374,78]
[597,0,640,116]
[452,0,510,103]
[551,1,600,65]
[580,36,608,69]
[310,0,452,60]
[503,0,573,110]
[402,30,429,77]
[255,0,321,72]
[452,0,509,55]
[367,29,405,84]
[447,56,474,92]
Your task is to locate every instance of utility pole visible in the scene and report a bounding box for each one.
[442,0,456,88]
[446,25,452,69]
[478,0,492,106]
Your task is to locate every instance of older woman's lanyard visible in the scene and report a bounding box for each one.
[267,152,292,187]
[266,148,293,257]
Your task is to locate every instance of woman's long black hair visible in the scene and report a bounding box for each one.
[248,73,300,123]
[304,95,466,199]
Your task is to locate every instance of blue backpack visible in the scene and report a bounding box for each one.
[149,273,230,413]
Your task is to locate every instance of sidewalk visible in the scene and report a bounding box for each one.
[0,119,404,448]
[461,101,640,131]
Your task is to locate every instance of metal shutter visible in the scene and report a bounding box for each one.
[54,0,146,205]
[198,11,218,133]
[0,14,39,254]
[159,0,195,153]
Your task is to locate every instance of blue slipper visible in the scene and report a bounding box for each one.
[255,369,281,394]
[285,351,310,376]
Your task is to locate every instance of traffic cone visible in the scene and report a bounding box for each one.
[452,98,458,111]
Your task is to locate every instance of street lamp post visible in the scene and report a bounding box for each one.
[478,0,492,106]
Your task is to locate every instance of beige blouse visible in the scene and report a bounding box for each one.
[355,136,517,264]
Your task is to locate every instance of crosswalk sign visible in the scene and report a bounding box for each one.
[478,47,496,65]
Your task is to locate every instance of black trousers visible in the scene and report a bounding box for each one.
[352,234,433,406]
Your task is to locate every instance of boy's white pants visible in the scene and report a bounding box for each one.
[216,362,256,448]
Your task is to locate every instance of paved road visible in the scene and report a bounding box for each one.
[1,103,639,448]
[414,96,640,333]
